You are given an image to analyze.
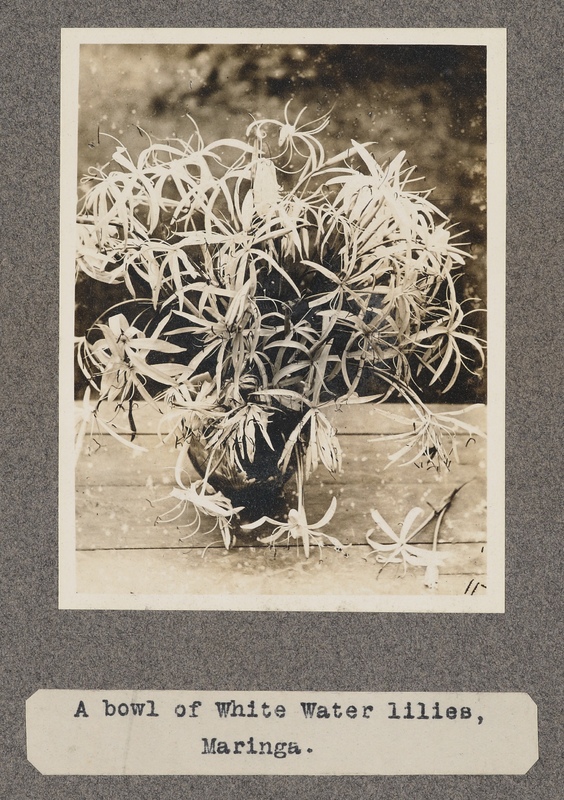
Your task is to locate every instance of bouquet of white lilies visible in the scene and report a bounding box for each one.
[75,105,483,556]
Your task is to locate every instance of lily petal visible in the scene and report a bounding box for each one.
[241,514,285,531]
[399,506,424,541]
[369,509,400,542]
[309,496,338,529]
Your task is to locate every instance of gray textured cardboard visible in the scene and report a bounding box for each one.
[1,3,562,799]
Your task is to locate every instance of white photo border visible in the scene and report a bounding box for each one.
[59,27,506,611]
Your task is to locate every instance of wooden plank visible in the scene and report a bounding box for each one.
[76,543,486,597]
[323,435,485,487]
[327,402,486,436]
[74,400,487,599]
[76,433,485,488]
[302,478,486,545]
[76,478,486,551]
[76,436,182,488]
[79,401,486,437]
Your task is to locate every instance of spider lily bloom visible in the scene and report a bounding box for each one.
[246,102,330,175]
[86,313,189,407]
[365,507,447,574]
[76,220,127,283]
[160,479,243,550]
[170,280,260,395]
[368,397,485,471]
[159,379,223,443]
[241,496,342,559]
[416,222,468,271]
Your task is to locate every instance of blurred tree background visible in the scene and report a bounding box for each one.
[76,43,487,402]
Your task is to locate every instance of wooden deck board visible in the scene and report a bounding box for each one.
[76,434,485,487]
[76,543,486,596]
[76,478,485,551]
[73,403,487,598]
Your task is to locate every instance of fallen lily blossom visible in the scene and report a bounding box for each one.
[366,507,448,575]
[158,480,243,550]
[241,496,343,558]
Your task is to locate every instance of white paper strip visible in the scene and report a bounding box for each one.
[26,691,537,775]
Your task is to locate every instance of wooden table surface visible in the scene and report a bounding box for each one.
[74,403,487,601]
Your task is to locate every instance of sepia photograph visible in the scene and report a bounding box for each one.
[60,28,506,610]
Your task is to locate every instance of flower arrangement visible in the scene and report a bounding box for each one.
[75,105,483,558]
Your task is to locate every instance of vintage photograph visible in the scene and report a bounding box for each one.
[60,29,505,610]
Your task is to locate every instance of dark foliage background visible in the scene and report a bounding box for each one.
[76,43,487,402]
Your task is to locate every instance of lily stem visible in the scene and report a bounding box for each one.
[407,479,473,544]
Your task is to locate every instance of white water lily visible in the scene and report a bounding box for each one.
[81,312,190,409]
[159,479,243,549]
[159,379,223,443]
[241,496,343,559]
[366,506,447,574]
